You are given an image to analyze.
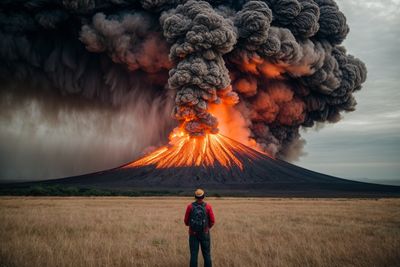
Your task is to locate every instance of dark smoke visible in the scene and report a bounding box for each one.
[0,0,366,179]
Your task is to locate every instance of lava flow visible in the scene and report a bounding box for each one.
[123,128,270,170]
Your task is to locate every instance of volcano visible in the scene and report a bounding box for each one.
[6,133,399,197]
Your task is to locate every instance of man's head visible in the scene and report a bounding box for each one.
[195,188,205,200]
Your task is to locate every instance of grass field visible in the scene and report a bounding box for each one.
[0,197,399,267]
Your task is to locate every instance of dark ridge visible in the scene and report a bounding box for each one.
[1,137,399,197]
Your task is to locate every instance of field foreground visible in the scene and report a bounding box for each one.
[0,197,399,267]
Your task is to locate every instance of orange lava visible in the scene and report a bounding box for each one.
[124,83,272,170]
[123,128,266,170]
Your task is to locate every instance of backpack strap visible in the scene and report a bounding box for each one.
[192,201,206,206]
[191,202,198,213]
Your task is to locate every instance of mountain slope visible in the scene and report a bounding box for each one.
[7,134,398,197]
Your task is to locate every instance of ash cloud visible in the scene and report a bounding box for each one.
[0,0,366,179]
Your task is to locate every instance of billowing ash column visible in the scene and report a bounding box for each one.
[161,0,238,136]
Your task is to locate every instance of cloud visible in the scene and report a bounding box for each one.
[339,0,400,21]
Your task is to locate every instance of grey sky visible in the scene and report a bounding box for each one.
[298,0,400,185]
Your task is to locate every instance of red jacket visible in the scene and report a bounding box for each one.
[184,200,215,235]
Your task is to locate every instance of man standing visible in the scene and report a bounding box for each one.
[184,189,215,267]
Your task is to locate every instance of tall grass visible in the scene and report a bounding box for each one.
[0,197,399,267]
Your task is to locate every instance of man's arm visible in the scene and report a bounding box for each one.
[207,204,215,228]
[184,204,192,226]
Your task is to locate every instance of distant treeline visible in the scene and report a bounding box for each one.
[0,185,187,197]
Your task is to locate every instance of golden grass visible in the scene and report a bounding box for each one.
[0,197,399,267]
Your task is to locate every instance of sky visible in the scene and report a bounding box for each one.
[0,0,399,185]
[298,0,400,185]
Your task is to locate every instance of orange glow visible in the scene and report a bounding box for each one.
[239,54,314,79]
[234,77,258,97]
[124,68,271,170]
[241,54,263,74]
[209,102,260,150]
[259,61,284,79]
[123,128,268,170]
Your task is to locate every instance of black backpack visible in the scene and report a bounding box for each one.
[189,202,208,233]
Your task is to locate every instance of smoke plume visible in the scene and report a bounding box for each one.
[0,0,366,179]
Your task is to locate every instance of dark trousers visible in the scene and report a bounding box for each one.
[189,233,212,267]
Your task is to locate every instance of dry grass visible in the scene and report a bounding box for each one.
[0,197,399,267]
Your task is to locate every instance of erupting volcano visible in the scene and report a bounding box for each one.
[3,0,399,197]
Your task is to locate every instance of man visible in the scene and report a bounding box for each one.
[184,189,215,267]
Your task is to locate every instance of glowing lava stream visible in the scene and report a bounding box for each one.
[123,129,270,170]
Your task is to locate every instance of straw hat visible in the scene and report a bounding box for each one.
[195,189,205,198]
